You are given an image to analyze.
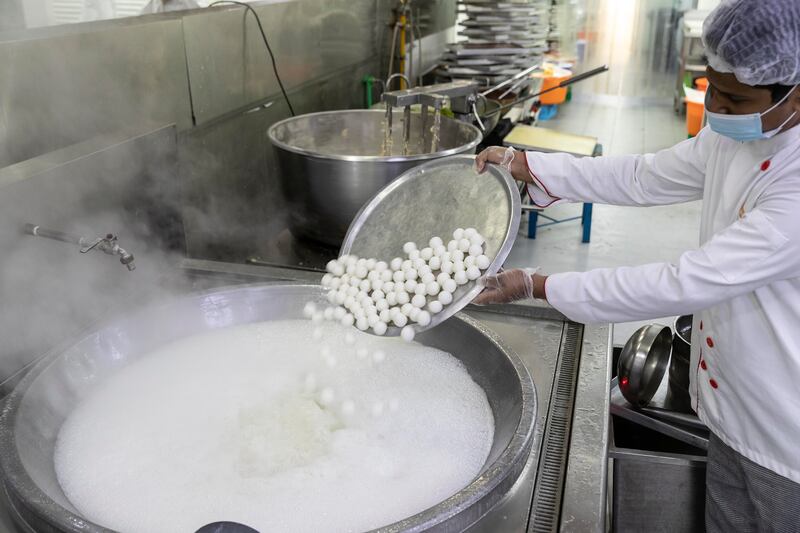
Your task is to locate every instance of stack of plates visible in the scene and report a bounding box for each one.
[437,0,550,87]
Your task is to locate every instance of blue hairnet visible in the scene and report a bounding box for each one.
[702,0,800,86]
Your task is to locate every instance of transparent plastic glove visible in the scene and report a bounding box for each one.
[474,146,533,184]
[473,268,539,305]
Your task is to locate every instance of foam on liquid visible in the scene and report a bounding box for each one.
[54,320,494,533]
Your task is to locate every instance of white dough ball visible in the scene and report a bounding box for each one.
[451,249,465,262]
[359,279,371,292]
[346,264,356,275]
[356,318,369,331]
[447,240,459,252]
[349,277,360,288]
[418,265,432,277]
[405,268,418,281]
[390,257,403,271]
[344,296,356,309]
[436,273,451,286]
[386,291,397,306]
[341,273,351,284]
[429,236,444,248]
[396,291,410,305]
[371,279,383,292]
[428,300,443,314]
[426,281,441,296]
[401,260,413,271]
[442,278,457,294]
[466,265,481,280]
[319,387,335,406]
[453,228,465,240]
[392,270,406,283]
[376,299,389,312]
[326,290,337,304]
[401,326,415,342]
[440,251,452,263]
[356,258,367,268]
[365,258,376,269]
[341,400,356,416]
[323,307,335,320]
[372,321,387,335]
[409,249,421,261]
[340,313,355,327]
[468,244,483,257]
[417,310,431,327]
[334,307,346,320]
[464,227,477,239]
[333,264,345,277]
[312,311,324,324]
[379,309,391,323]
[469,233,484,246]
[412,294,427,308]
[452,260,465,272]
[409,307,420,322]
[303,302,317,318]
[355,266,368,279]
[438,291,454,305]
[329,277,341,290]
[454,270,468,285]
[414,284,427,296]
[321,274,333,288]
[326,260,338,274]
[476,255,491,269]
[367,314,380,327]
[428,256,441,271]
[404,279,417,293]
[335,292,347,305]
[380,269,393,282]
[383,281,395,293]
[372,289,386,302]
[400,303,414,317]
[464,256,476,268]
[421,272,436,284]
[420,247,434,261]
[367,270,379,282]
[458,239,471,252]
[375,261,388,272]
[393,313,408,328]
[403,242,417,254]
[413,258,427,271]
[441,260,454,275]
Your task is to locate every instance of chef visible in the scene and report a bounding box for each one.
[474,0,800,530]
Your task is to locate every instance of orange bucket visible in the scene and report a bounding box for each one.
[540,75,571,105]
[695,77,709,92]
[686,100,704,136]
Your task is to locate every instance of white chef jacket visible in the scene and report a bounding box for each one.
[525,125,800,484]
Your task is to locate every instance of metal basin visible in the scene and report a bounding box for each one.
[0,284,535,532]
[268,110,483,246]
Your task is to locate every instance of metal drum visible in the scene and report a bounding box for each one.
[268,110,483,246]
[0,284,535,532]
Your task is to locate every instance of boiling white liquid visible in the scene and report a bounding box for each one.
[54,320,494,533]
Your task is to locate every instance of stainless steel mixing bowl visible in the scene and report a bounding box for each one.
[0,284,535,532]
[268,110,483,246]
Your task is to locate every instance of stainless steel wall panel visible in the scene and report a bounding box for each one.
[183,0,379,125]
[0,18,192,168]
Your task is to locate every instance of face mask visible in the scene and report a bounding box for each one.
[705,85,798,142]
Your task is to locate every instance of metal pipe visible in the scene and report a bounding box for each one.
[385,73,411,92]
[387,22,400,82]
[24,223,136,271]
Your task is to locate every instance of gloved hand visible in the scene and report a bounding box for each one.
[473,268,541,305]
[474,146,533,184]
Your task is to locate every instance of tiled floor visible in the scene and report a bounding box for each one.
[505,98,701,346]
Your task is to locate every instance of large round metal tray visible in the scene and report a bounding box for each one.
[340,155,520,336]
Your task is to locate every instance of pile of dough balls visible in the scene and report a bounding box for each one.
[306,228,490,342]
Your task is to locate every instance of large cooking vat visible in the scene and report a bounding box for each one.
[0,284,535,532]
[268,110,483,246]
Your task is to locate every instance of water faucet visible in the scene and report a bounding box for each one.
[23,224,136,271]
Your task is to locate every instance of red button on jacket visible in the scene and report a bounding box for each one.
[709,379,719,389]
[700,360,707,370]
[706,337,714,348]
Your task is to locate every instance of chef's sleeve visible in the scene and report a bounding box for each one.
[524,127,714,208]
[545,182,800,324]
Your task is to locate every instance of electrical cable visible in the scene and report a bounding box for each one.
[208,0,295,116]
